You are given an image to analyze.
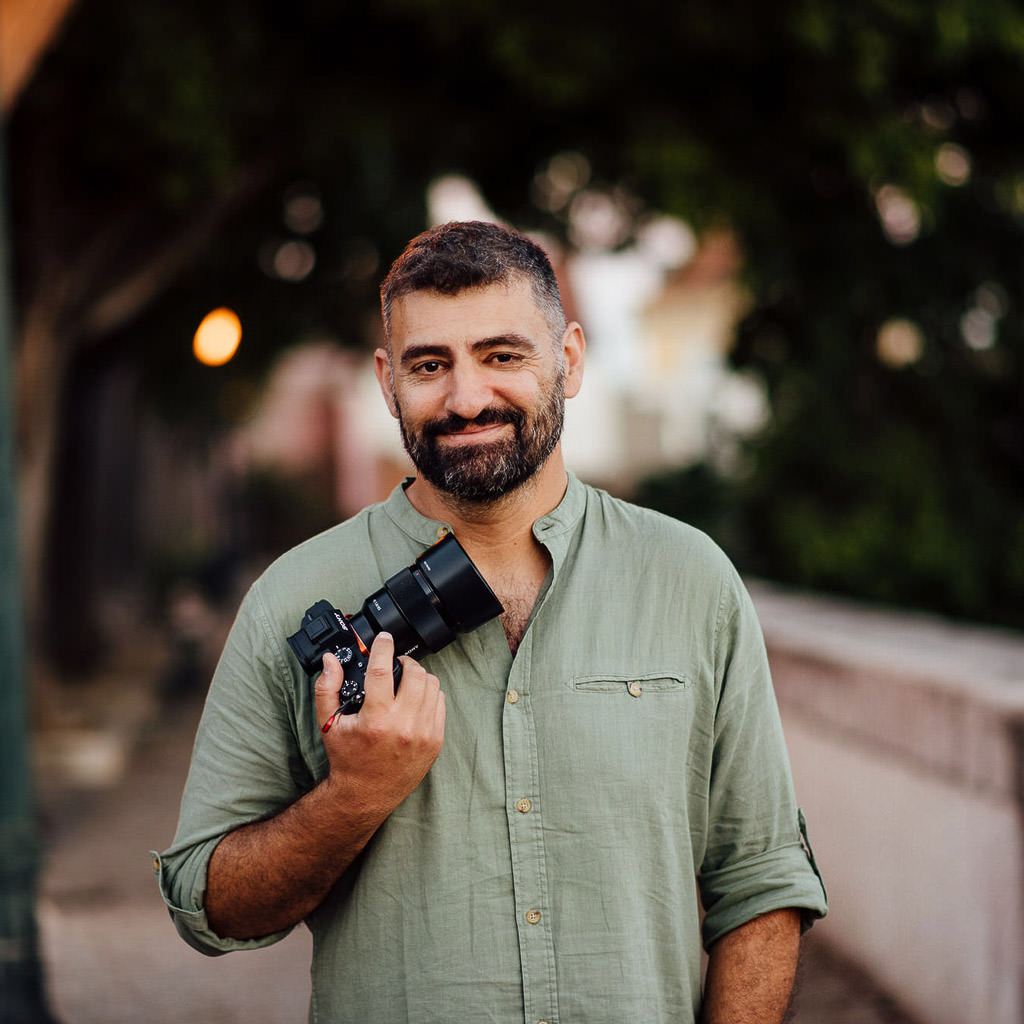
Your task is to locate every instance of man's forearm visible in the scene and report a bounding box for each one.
[203,638,446,941]
[204,771,391,939]
[699,908,802,1024]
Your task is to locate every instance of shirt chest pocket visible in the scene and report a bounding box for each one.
[542,671,694,795]
[572,672,690,698]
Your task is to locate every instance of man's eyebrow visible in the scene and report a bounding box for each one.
[471,333,537,354]
[399,343,451,367]
[399,334,538,367]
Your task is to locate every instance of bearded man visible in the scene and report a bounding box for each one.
[156,220,826,1023]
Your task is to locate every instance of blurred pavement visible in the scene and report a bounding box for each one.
[34,663,920,1024]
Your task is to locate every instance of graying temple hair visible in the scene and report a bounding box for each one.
[379,221,568,346]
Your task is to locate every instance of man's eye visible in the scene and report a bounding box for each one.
[491,352,520,364]
[415,360,443,374]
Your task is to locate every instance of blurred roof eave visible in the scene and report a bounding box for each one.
[1,0,78,114]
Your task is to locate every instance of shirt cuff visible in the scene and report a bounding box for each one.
[151,847,293,956]
[699,818,828,950]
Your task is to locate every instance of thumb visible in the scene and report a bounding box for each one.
[314,653,344,731]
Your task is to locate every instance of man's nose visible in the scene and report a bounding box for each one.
[444,363,493,420]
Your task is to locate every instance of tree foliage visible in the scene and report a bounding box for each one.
[634,3,1024,627]
[10,0,1024,649]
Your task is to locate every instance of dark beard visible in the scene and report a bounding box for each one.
[397,372,566,502]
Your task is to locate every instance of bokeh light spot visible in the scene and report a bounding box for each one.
[876,318,925,368]
[936,143,971,187]
[193,308,242,366]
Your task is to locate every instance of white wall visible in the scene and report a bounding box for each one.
[751,583,1024,1024]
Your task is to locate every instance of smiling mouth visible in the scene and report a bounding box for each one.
[424,407,523,447]
[438,422,511,445]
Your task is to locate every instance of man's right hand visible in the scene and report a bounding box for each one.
[315,632,446,817]
[205,631,445,941]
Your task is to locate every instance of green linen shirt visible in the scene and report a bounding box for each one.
[155,473,826,1023]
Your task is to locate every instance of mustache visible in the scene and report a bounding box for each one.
[421,406,525,440]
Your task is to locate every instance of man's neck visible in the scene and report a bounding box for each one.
[404,454,568,654]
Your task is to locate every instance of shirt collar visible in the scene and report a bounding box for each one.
[381,471,587,549]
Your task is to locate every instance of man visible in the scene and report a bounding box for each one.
[156,220,826,1023]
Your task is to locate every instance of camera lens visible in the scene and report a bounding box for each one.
[347,533,503,659]
[415,535,504,632]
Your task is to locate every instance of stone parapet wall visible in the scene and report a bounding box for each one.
[748,582,1024,1024]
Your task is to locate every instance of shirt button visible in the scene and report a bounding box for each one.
[436,525,450,540]
[151,854,161,873]
[506,689,520,704]
[628,681,643,698]
[526,909,541,925]
[516,798,532,814]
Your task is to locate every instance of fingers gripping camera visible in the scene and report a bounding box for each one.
[291,601,394,713]
[287,533,503,715]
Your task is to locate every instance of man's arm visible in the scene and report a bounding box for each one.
[699,908,802,1024]
[204,632,445,940]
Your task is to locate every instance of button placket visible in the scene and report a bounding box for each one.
[503,634,559,1024]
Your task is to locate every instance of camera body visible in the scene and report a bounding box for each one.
[287,533,503,714]
[290,599,401,712]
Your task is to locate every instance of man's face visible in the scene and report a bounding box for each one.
[375,279,581,503]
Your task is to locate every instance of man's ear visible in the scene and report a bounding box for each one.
[374,347,399,419]
[561,322,585,399]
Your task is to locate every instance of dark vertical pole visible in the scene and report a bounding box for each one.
[0,120,60,1023]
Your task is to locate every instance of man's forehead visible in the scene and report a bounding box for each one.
[388,279,548,347]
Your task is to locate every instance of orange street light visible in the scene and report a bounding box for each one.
[193,307,242,366]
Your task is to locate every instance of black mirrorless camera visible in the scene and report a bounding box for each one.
[287,533,503,714]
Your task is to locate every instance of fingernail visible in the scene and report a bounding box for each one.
[379,632,392,641]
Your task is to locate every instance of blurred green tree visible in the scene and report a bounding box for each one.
[626,4,1024,627]
[9,0,1024,660]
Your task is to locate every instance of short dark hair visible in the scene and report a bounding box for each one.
[380,221,567,343]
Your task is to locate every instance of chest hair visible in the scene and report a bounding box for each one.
[495,577,545,655]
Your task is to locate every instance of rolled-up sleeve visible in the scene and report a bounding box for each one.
[698,572,827,948]
[154,581,317,955]
[152,841,292,956]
